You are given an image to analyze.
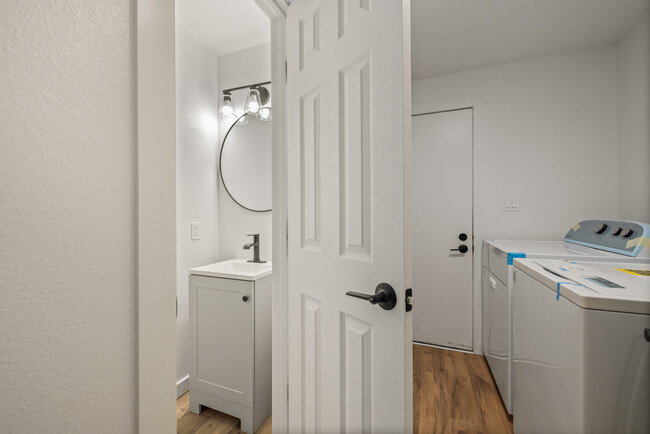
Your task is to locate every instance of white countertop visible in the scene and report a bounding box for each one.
[189,259,272,281]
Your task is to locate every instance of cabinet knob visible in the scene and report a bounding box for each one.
[242,296,249,302]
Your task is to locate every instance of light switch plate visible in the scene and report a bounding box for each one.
[191,222,200,240]
[502,197,520,212]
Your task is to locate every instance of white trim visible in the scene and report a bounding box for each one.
[267,9,289,434]
[252,2,289,432]
[137,1,177,433]
[413,341,475,355]
[254,0,288,16]
[176,375,190,399]
[412,95,487,355]
[137,1,287,432]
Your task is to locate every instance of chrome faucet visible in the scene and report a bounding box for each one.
[243,234,266,263]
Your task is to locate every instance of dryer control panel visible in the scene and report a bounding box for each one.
[564,220,650,257]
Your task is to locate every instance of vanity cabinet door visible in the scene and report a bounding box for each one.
[189,275,254,408]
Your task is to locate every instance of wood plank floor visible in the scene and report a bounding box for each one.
[413,344,513,433]
[176,392,271,434]
[177,344,512,433]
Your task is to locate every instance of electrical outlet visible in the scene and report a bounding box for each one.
[502,197,520,212]
[191,222,200,240]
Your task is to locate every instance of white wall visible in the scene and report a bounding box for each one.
[413,44,620,241]
[0,1,136,432]
[617,14,650,222]
[218,44,273,261]
[175,30,221,392]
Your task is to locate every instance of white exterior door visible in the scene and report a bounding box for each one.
[287,0,412,432]
[412,109,474,350]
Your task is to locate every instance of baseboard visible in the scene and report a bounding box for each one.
[177,375,189,398]
[413,340,476,355]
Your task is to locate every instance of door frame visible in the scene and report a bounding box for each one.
[411,95,487,354]
[136,1,289,432]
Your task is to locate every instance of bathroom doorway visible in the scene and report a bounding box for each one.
[174,1,276,433]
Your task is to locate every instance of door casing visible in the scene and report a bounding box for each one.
[412,96,487,354]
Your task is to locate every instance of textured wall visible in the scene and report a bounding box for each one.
[617,14,650,222]
[175,27,221,392]
[0,1,136,432]
[218,44,273,262]
[413,44,620,241]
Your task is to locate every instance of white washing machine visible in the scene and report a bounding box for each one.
[512,257,650,433]
[482,219,649,414]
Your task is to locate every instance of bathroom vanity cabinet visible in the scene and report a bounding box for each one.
[188,264,271,434]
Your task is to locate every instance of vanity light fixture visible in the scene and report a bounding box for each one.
[219,81,271,120]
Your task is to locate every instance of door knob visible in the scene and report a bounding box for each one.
[459,233,468,241]
[450,244,469,253]
[346,283,397,310]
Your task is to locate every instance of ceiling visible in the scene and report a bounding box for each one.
[176,0,270,58]
[177,0,649,78]
[411,0,650,80]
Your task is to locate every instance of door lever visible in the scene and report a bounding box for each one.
[346,283,397,310]
[450,244,469,253]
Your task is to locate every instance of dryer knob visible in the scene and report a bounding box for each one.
[621,228,634,238]
[594,223,608,234]
[610,227,622,236]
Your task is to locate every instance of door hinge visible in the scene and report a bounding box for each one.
[405,288,413,312]
[285,60,288,83]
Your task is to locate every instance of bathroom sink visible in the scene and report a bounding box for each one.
[189,259,272,281]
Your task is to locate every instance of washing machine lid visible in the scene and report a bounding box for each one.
[484,240,618,260]
[514,258,650,315]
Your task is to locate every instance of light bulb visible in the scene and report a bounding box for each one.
[259,107,271,121]
[245,88,261,114]
[221,104,234,117]
[247,101,260,113]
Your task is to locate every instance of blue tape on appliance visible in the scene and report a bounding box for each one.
[507,252,526,265]
[556,282,581,301]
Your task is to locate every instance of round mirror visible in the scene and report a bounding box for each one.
[219,113,272,212]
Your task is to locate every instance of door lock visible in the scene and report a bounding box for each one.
[459,233,468,241]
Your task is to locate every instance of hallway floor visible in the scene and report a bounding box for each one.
[413,344,513,433]
[177,344,513,433]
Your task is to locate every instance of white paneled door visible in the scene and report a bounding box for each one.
[412,109,474,350]
[287,0,412,432]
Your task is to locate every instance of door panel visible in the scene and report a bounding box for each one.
[412,109,473,350]
[287,0,412,432]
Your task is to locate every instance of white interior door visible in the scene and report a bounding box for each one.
[287,0,412,432]
[412,109,473,350]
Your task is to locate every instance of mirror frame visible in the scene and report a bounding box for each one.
[219,113,272,213]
